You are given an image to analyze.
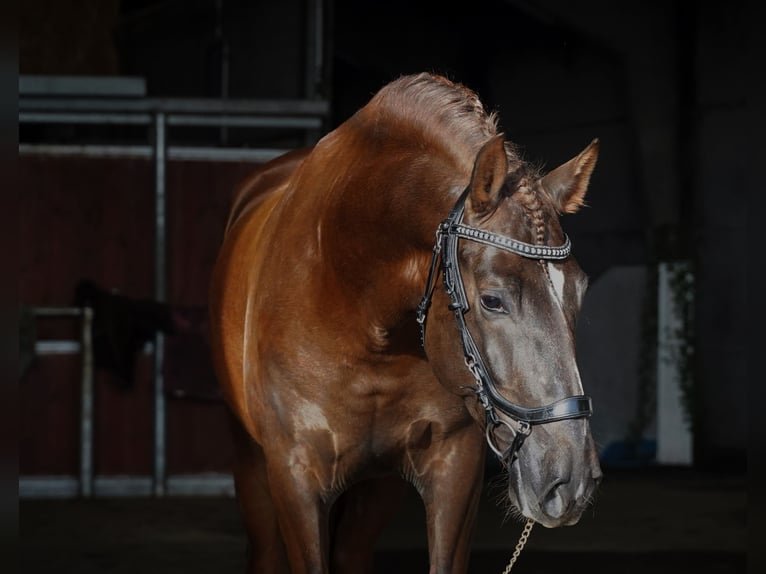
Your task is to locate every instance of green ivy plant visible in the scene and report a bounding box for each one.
[664,261,696,433]
[626,257,697,450]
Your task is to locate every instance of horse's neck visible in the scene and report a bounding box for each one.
[305,141,465,339]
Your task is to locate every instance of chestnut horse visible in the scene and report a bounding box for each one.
[210,73,602,574]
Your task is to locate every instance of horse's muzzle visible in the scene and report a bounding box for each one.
[537,469,602,526]
[507,428,603,528]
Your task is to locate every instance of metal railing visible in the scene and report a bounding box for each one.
[21,307,94,498]
[20,89,328,499]
[20,306,238,498]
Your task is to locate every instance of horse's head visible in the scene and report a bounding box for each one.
[424,134,602,528]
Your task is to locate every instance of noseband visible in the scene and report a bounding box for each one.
[416,187,593,466]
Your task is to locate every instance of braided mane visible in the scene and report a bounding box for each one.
[512,185,551,246]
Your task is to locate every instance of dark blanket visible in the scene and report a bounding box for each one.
[74,280,221,400]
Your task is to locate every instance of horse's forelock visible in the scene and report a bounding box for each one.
[512,184,555,246]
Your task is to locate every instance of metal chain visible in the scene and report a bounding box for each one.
[501,519,535,574]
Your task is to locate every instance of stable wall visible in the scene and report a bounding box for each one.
[19,156,256,478]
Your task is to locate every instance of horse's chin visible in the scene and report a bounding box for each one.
[536,507,586,528]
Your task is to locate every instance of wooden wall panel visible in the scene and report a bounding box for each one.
[20,354,81,475]
[20,155,260,477]
[19,156,155,305]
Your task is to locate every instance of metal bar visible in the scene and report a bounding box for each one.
[95,476,153,497]
[166,474,235,497]
[20,111,152,125]
[153,112,167,497]
[19,144,287,163]
[19,144,153,159]
[80,307,94,497]
[34,340,81,354]
[304,0,325,145]
[21,96,329,116]
[168,146,286,163]
[166,114,321,129]
[305,0,318,100]
[31,307,83,317]
[214,0,229,145]
[34,341,153,356]
[315,0,324,91]
[19,476,79,498]
[313,0,325,97]
[21,111,322,129]
[19,75,147,97]
[19,474,236,498]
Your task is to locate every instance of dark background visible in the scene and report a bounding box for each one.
[18,0,756,572]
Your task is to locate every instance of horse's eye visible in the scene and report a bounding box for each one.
[480,294,507,314]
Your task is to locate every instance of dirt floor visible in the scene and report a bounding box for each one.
[20,467,746,573]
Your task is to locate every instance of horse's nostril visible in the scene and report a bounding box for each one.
[548,476,571,492]
[541,478,570,519]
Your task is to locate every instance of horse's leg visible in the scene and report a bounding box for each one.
[230,418,288,574]
[264,452,332,574]
[330,476,409,574]
[417,430,486,574]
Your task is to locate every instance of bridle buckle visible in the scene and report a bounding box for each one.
[486,418,532,464]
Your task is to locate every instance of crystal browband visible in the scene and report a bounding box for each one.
[449,224,571,261]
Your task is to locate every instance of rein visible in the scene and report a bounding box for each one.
[416,187,593,466]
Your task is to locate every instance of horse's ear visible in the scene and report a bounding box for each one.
[540,139,599,214]
[467,134,508,217]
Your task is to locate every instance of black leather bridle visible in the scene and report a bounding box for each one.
[416,188,593,466]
